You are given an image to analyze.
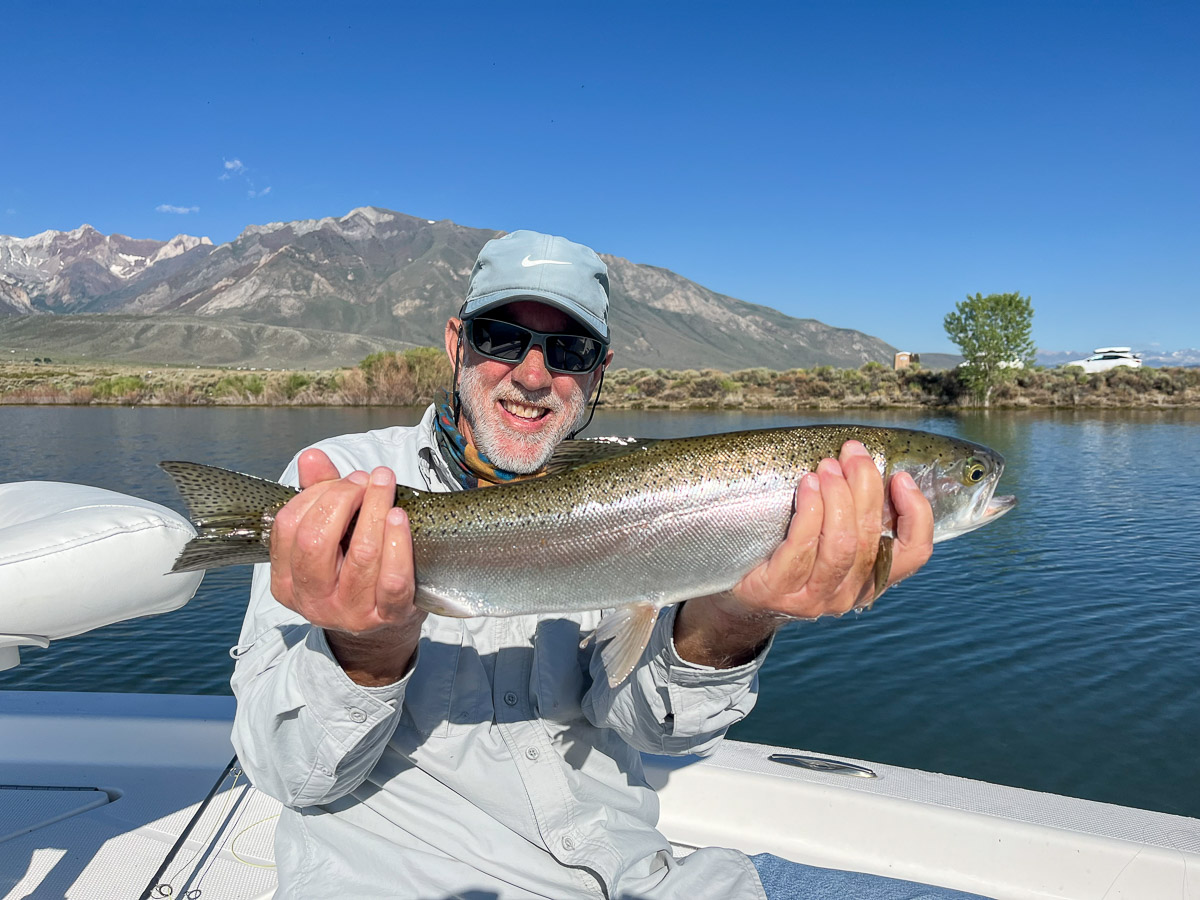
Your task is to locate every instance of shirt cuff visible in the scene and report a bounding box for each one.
[658,603,775,677]
[652,604,774,740]
[294,627,412,748]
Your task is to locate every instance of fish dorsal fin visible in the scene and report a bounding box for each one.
[585,601,661,688]
[542,436,659,477]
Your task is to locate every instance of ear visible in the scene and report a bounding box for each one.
[597,348,614,384]
[589,349,613,393]
[445,317,463,365]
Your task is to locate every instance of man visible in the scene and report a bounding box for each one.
[232,231,985,899]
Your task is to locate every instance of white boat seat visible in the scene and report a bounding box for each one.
[0,482,203,670]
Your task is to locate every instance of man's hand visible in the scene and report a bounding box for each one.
[674,440,935,668]
[269,449,424,685]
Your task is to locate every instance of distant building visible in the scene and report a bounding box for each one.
[894,351,920,370]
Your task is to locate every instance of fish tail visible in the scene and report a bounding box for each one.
[159,461,299,573]
[169,536,272,573]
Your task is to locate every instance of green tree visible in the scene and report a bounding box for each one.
[943,292,1036,407]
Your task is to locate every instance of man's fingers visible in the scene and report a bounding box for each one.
[292,476,368,601]
[762,473,823,590]
[297,448,341,490]
[839,441,884,606]
[376,507,417,620]
[840,441,883,537]
[888,471,934,582]
[270,475,356,606]
[272,474,354,555]
[341,467,397,614]
[804,457,859,603]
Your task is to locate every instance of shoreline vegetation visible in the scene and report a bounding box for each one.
[3,348,1199,409]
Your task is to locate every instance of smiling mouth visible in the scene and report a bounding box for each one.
[500,398,551,421]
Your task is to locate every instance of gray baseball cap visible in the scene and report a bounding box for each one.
[459,230,611,342]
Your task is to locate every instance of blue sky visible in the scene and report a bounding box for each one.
[2,1,1196,354]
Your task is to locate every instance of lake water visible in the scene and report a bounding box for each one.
[2,405,1198,818]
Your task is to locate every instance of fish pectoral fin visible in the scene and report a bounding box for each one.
[413,586,475,618]
[858,535,895,610]
[592,602,661,689]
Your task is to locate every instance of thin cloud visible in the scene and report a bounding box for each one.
[156,204,199,214]
[4,208,14,215]
[219,158,245,181]
[220,156,270,195]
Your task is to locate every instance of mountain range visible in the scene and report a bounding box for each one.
[0,208,895,370]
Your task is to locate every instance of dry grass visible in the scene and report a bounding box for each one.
[3,357,1198,409]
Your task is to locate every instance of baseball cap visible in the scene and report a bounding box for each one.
[459,231,611,343]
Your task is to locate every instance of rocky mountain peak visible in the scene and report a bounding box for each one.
[151,234,213,264]
[0,208,897,369]
[0,273,37,315]
[0,223,215,310]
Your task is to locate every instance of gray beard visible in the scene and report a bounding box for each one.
[457,364,589,474]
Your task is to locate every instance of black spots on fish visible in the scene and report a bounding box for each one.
[160,462,299,526]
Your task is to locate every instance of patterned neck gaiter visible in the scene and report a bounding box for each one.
[433,392,545,489]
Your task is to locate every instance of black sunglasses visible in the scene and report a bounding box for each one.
[465,317,607,374]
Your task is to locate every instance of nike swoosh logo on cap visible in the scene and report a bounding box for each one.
[521,255,571,267]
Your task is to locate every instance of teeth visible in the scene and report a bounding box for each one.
[501,399,547,420]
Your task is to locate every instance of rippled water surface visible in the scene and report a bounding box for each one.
[2,406,1198,817]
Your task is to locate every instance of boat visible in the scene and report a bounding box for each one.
[2,481,1198,899]
[1065,347,1144,373]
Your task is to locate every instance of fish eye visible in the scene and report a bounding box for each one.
[963,458,987,484]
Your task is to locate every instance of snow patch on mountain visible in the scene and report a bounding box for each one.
[0,227,212,286]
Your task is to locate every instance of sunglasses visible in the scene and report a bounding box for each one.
[464,317,607,374]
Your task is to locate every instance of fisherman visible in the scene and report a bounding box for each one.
[232,231,987,899]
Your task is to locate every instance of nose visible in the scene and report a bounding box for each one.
[511,343,553,391]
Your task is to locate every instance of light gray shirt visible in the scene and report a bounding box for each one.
[231,404,771,899]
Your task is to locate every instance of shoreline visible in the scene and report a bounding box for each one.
[3,355,1199,410]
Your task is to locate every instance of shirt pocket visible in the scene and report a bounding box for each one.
[530,616,591,724]
[392,631,458,745]
[443,621,495,736]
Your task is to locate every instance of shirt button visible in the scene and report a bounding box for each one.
[562,836,576,851]
[525,747,540,761]
[317,764,332,776]
[503,692,518,707]
[348,708,366,723]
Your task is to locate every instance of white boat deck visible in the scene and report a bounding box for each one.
[2,691,1199,900]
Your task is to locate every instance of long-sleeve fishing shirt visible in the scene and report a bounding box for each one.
[231,403,772,900]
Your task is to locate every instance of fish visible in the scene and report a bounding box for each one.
[161,425,1016,687]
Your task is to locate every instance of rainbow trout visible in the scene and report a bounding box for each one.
[161,425,1014,686]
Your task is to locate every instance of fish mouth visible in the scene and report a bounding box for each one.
[985,494,1017,519]
[939,485,1015,543]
